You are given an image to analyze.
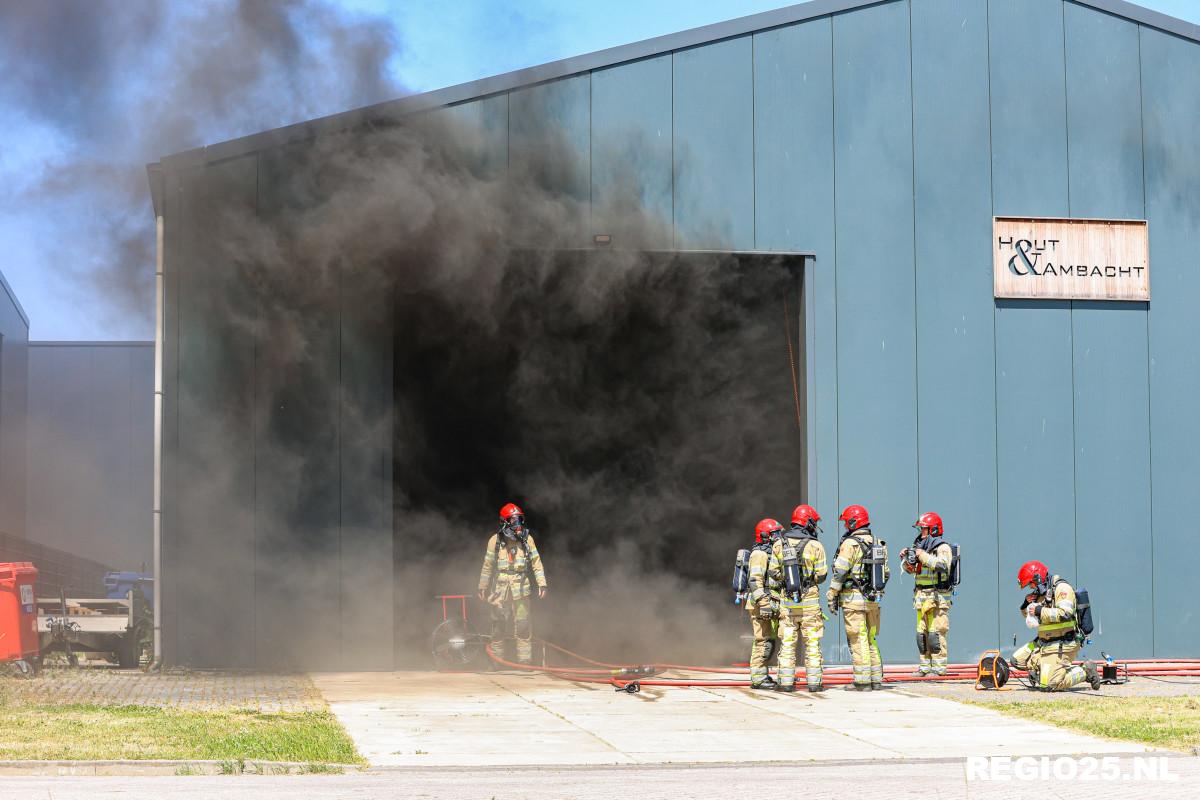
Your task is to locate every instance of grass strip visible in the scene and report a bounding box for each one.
[968,695,1200,752]
[0,704,362,764]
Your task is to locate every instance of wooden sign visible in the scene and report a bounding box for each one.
[993,217,1149,301]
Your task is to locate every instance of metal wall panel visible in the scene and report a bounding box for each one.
[174,156,259,668]
[672,37,754,249]
[338,258,394,670]
[910,0,998,660]
[990,0,1075,646]
[436,95,509,179]
[752,18,837,654]
[161,162,182,666]
[254,143,344,671]
[1064,5,1152,655]
[26,344,154,571]
[831,0,916,659]
[591,56,673,248]
[0,280,27,539]
[1142,26,1200,657]
[510,74,591,206]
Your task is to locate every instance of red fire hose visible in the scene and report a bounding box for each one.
[484,639,1200,691]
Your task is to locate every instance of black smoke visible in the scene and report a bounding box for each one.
[188,111,808,667]
[0,0,403,335]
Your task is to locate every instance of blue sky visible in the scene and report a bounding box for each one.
[1,0,1197,341]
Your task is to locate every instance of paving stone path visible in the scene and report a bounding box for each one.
[0,668,325,712]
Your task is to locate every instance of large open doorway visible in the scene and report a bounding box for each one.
[391,249,809,667]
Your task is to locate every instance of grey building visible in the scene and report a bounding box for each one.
[26,342,154,571]
[0,270,28,540]
[150,0,1200,668]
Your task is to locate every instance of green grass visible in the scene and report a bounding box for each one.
[969,696,1200,753]
[0,704,363,764]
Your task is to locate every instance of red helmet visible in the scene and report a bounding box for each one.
[839,504,869,531]
[791,504,820,527]
[1017,560,1049,590]
[499,502,524,522]
[913,511,943,537]
[755,518,784,544]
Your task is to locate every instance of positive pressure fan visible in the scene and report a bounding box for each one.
[430,617,490,670]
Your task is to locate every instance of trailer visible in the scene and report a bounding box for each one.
[37,591,151,669]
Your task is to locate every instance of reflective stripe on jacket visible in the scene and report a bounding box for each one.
[479,533,546,602]
[1035,576,1077,641]
[769,535,828,605]
[914,542,953,588]
[829,532,878,609]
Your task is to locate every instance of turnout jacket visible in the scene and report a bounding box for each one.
[478,533,547,603]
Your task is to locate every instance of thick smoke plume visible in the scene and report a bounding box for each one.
[180,106,807,668]
[0,0,403,336]
[5,1,810,669]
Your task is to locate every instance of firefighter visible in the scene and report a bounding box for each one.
[1011,561,1101,691]
[771,505,828,692]
[747,518,784,690]
[478,502,547,665]
[900,512,953,676]
[826,504,887,690]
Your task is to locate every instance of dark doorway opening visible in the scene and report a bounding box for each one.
[392,249,808,667]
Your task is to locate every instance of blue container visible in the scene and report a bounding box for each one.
[104,571,154,608]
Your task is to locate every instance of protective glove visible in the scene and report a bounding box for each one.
[1025,612,1040,630]
[1026,603,1042,619]
[825,588,839,613]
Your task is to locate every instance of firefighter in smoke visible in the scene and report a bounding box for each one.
[770,505,829,692]
[746,518,784,689]
[478,503,547,665]
[899,512,953,676]
[1011,561,1101,691]
[826,504,888,690]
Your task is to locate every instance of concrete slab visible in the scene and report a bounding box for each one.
[310,671,1150,768]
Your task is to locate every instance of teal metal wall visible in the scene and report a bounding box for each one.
[431,0,1196,661]
[159,0,1200,666]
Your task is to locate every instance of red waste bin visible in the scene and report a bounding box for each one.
[0,562,39,666]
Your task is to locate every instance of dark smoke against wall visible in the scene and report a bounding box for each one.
[195,105,806,667]
[0,0,403,336]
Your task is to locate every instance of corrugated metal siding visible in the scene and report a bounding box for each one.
[0,274,28,540]
[26,343,153,570]
[162,0,1200,665]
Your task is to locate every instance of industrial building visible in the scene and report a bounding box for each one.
[148,0,1200,669]
[0,279,152,596]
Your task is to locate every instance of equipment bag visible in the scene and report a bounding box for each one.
[1075,588,1094,636]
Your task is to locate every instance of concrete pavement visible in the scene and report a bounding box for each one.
[310,670,1150,767]
[4,756,1197,799]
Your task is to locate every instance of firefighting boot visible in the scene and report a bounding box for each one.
[752,676,779,691]
[843,683,868,691]
[807,682,825,693]
[1083,662,1102,690]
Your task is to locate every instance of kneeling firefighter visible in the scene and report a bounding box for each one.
[478,503,548,665]
[826,505,889,690]
[771,505,829,692]
[899,512,957,676]
[747,518,784,689]
[1011,561,1100,691]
